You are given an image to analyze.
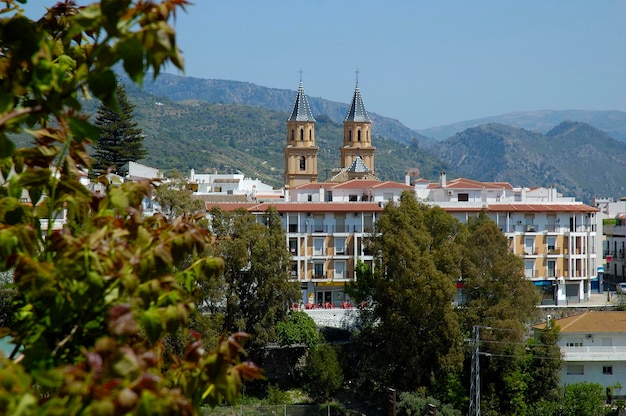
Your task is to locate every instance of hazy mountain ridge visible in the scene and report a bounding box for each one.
[418,109,626,142]
[432,122,626,202]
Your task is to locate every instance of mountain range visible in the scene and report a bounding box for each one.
[59,74,626,204]
[133,74,626,202]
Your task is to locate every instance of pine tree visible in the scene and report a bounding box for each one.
[92,82,146,175]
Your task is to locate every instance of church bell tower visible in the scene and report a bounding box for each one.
[284,79,318,188]
[340,78,375,175]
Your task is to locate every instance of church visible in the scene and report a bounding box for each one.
[284,78,378,188]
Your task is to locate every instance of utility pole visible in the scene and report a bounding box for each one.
[469,325,481,416]
[388,388,396,416]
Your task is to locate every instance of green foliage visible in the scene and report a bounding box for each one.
[210,207,300,347]
[0,1,262,413]
[528,382,608,416]
[458,211,542,414]
[93,82,146,175]
[302,344,343,400]
[523,325,562,404]
[154,169,206,220]
[275,311,321,348]
[265,384,290,405]
[355,191,462,392]
[396,392,461,416]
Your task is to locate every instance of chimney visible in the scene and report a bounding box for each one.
[439,171,447,187]
[405,174,411,186]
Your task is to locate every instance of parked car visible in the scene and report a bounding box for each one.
[617,283,626,294]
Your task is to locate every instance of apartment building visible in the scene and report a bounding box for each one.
[419,172,600,305]
[205,179,411,306]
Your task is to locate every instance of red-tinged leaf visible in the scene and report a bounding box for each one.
[235,361,265,381]
[154,242,173,265]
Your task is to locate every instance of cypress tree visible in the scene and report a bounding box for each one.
[92,82,146,175]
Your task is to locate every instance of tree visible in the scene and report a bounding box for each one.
[210,206,300,347]
[154,169,206,220]
[92,82,146,175]
[0,1,261,413]
[523,325,562,405]
[302,344,344,400]
[529,382,607,416]
[396,392,461,416]
[458,211,541,415]
[353,191,462,392]
[275,310,321,348]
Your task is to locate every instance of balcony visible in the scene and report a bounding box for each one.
[562,346,626,361]
[547,247,561,255]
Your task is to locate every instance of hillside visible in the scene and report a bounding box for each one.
[432,122,626,202]
[119,84,448,188]
[139,74,434,147]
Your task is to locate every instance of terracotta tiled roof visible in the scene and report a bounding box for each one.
[428,177,514,190]
[443,204,598,213]
[534,311,626,333]
[205,201,385,213]
[293,179,411,190]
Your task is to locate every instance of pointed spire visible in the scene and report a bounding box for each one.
[288,80,316,122]
[344,76,371,123]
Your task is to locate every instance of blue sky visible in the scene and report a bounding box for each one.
[24,1,626,130]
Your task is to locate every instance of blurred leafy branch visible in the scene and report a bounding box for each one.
[0,1,262,414]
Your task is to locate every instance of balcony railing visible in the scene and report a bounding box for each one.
[289,225,366,234]
[562,346,626,361]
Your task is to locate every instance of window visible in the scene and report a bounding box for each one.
[300,128,304,141]
[524,260,534,278]
[547,236,556,252]
[525,238,534,255]
[334,261,346,279]
[334,237,346,255]
[314,262,324,278]
[566,364,584,375]
[349,131,352,141]
[566,339,583,347]
[313,238,324,256]
[300,156,306,170]
[326,191,333,202]
[291,129,295,140]
[547,260,556,278]
[603,366,613,375]
[357,130,361,141]
[307,194,312,202]
[309,129,312,141]
[348,194,358,201]
[289,239,297,254]
[458,193,469,202]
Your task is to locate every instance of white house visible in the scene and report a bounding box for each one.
[536,311,626,391]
